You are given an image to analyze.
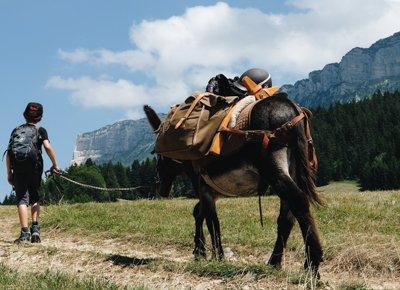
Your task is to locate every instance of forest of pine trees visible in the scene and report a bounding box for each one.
[2,91,399,204]
[312,91,400,190]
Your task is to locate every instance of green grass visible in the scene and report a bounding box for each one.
[0,263,119,290]
[0,206,15,219]
[338,281,368,290]
[38,181,399,250]
[183,260,278,278]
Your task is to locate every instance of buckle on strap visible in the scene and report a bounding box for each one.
[244,130,267,143]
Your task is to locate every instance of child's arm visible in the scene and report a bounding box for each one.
[43,140,60,172]
[6,153,13,185]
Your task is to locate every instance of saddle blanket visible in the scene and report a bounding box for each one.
[228,95,256,128]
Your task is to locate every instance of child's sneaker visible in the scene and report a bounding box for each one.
[14,229,31,243]
[30,224,41,243]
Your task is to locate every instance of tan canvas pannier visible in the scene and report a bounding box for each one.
[155,92,238,160]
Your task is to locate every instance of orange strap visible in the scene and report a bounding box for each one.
[242,76,263,96]
[209,103,238,155]
[264,86,280,97]
[175,93,207,129]
[281,112,305,131]
[241,76,280,100]
[219,111,306,150]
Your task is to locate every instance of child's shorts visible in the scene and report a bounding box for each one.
[14,170,42,206]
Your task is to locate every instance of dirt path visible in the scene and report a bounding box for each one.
[0,217,287,289]
[0,217,399,289]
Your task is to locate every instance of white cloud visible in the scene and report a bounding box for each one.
[124,109,144,120]
[59,48,155,70]
[46,76,150,108]
[46,76,189,109]
[58,48,92,63]
[49,1,400,113]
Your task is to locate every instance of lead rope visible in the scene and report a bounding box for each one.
[46,170,147,192]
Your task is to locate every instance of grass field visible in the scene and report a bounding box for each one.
[0,181,399,289]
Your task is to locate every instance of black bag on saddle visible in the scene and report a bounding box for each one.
[206,74,246,98]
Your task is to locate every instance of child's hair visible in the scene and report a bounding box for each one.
[23,102,43,123]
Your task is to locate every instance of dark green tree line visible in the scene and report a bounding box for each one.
[312,90,400,190]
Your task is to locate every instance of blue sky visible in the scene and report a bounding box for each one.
[1,0,399,201]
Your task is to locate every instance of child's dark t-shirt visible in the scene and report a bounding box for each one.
[36,127,49,168]
[36,127,49,153]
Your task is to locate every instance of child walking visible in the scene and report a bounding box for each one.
[6,102,60,243]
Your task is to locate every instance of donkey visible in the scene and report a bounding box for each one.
[143,95,324,276]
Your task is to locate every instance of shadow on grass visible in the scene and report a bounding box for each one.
[106,254,158,267]
[184,260,280,279]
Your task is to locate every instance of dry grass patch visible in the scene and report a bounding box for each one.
[0,263,120,290]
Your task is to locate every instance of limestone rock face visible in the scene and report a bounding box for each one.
[71,118,157,165]
[283,32,400,107]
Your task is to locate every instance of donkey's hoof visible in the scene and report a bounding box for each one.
[267,260,282,269]
[304,261,321,279]
[211,251,224,261]
[193,248,206,260]
[267,254,282,268]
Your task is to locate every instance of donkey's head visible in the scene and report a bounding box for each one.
[154,155,185,197]
[144,105,185,197]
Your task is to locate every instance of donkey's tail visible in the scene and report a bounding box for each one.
[143,105,162,132]
[292,120,324,206]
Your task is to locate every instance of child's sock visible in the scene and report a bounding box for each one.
[32,221,38,226]
[21,227,29,232]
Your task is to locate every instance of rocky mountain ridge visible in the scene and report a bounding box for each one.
[72,118,157,165]
[283,32,400,107]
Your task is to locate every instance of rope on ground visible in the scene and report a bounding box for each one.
[47,170,147,192]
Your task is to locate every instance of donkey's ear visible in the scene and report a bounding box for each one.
[143,104,162,132]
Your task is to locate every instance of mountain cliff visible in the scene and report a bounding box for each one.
[283,32,400,107]
[72,118,158,165]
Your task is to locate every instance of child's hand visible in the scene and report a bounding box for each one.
[51,165,61,174]
[7,172,13,186]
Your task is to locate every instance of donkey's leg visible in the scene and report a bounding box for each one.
[267,148,323,275]
[273,176,323,274]
[268,199,295,268]
[192,201,206,259]
[200,184,223,260]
